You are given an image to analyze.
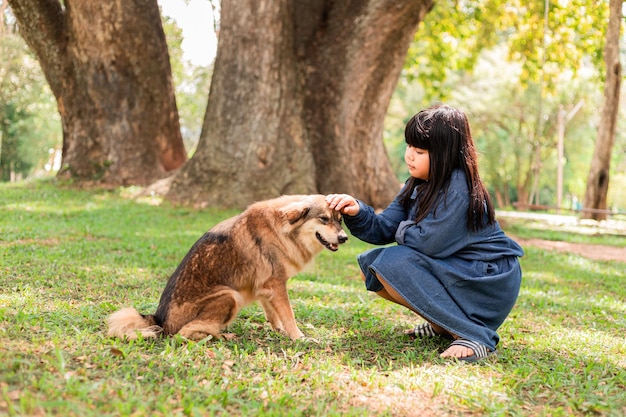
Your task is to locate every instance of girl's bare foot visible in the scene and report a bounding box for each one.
[440,339,493,362]
[440,343,475,358]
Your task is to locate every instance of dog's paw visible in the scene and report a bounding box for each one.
[185,333,214,342]
[286,330,305,340]
[179,330,216,341]
[297,336,321,344]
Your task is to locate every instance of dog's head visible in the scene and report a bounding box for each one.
[279,195,348,252]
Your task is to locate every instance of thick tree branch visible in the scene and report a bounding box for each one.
[7,0,67,95]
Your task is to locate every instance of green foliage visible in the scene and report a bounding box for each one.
[175,64,212,155]
[386,44,619,208]
[1,180,625,416]
[506,0,608,85]
[161,13,213,155]
[392,0,624,210]
[1,102,32,180]
[406,0,609,101]
[405,0,506,103]
[455,47,604,206]
[383,81,426,181]
[0,31,61,181]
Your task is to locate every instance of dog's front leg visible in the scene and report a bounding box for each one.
[258,298,284,333]
[257,285,304,340]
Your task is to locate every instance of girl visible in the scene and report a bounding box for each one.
[326,104,523,362]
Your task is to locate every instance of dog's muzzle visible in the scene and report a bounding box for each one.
[316,232,348,251]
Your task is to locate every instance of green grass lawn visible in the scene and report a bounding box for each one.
[1,180,625,416]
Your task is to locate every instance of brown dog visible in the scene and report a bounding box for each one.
[107,194,347,341]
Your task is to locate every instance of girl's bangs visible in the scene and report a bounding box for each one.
[405,116,430,149]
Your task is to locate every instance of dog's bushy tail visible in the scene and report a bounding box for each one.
[107,307,162,340]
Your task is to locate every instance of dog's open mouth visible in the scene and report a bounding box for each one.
[316,232,339,251]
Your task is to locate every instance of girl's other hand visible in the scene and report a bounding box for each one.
[325,194,360,216]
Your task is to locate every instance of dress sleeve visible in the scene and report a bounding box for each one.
[344,195,408,245]
[395,188,471,258]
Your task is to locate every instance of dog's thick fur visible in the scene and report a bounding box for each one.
[107,194,347,341]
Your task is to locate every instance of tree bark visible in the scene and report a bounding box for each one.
[582,0,622,220]
[8,0,187,185]
[167,0,432,209]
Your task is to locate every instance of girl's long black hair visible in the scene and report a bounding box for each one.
[398,104,495,231]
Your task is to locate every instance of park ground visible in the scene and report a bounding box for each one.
[1,182,625,416]
[497,211,626,263]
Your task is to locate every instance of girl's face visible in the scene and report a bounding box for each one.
[405,145,430,180]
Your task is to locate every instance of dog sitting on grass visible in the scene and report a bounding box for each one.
[107,194,347,341]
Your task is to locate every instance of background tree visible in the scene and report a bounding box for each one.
[166,0,434,209]
[7,0,187,185]
[582,0,623,220]
[5,0,623,214]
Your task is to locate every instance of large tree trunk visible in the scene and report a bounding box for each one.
[167,0,432,209]
[8,0,187,185]
[582,0,622,220]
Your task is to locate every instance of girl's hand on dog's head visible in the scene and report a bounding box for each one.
[325,194,360,217]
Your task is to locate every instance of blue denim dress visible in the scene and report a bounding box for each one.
[345,170,524,351]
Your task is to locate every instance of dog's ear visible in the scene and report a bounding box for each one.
[281,202,311,224]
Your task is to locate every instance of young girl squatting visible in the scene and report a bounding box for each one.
[326,104,524,362]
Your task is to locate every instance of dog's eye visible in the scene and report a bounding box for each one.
[319,215,330,224]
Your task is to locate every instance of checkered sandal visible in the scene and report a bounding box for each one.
[405,323,453,340]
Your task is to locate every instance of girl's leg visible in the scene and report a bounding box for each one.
[364,272,487,359]
[361,271,449,335]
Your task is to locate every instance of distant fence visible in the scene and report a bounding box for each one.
[512,202,625,218]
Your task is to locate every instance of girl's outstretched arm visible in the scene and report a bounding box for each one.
[326,194,361,216]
